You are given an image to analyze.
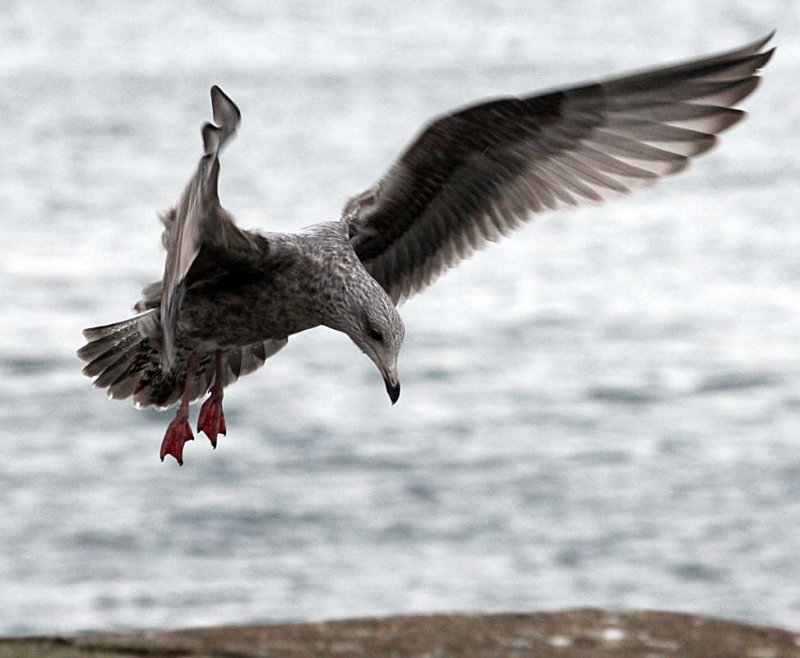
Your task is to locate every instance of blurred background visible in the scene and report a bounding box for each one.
[1,0,799,636]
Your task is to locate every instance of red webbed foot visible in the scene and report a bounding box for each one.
[197,395,226,447]
[198,349,227,447]
[160,415,194,465]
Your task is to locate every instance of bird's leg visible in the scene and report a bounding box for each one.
[159,358,196,465]
[197,349,226,447]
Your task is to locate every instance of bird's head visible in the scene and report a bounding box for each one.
[330,275,404,405]
[354,290,404,404]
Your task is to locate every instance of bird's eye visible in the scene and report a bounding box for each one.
[368,326,383,342]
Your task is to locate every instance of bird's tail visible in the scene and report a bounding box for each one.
[78,310,287,410]
[77,310,183,409]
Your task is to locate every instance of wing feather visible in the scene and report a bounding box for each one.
[159,86,252,369]
[344,34,774,303]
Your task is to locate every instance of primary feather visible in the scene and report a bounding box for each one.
[343,33,774,303]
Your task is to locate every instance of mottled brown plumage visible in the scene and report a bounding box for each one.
[79,34,773,464]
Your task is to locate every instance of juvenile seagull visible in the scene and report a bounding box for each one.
[79,34,773,464]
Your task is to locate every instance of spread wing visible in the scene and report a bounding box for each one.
[159,85,256,368]
[343,33,775,304]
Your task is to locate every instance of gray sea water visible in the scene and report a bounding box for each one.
[2,0,799,636]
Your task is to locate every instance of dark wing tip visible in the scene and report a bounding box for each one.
[202,122,221,156]
[753,30,776,51]
[739,44,776,77]
[758,46,777,69]
[203,86,241,158]
[210,85,242,128]
[729,30,776,59]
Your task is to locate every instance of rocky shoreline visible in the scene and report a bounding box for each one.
[4,608,799,657]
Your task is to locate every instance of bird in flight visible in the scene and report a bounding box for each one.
[79,34,774,465]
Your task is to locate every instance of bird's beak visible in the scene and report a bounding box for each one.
[382,367,401,405]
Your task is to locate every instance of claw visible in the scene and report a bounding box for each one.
[197,395,226,447]
[160,415,194,465]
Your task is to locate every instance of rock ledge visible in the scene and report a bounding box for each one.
[3,608,800,657]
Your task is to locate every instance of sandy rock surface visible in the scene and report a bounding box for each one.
[4,609,800,658]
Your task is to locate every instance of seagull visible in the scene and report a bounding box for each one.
[78,34,774,465]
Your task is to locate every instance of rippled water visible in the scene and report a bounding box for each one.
[2,0,800,636]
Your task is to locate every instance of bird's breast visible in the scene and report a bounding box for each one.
[176,263,326,350]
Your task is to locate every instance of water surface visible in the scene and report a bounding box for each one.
[1,0,799,635]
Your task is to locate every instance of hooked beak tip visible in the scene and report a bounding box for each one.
[384,377,401,405]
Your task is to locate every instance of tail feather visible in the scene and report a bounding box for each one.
[80,315,143,344]
[79,310,166,405]
[79,310,287,410]
[106,364,141,400]
[94,350,140,390]
[80,331,142,378]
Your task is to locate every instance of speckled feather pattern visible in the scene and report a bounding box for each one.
[79,223,402,409]
[79,34,771,429]
[79,84,404,414]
